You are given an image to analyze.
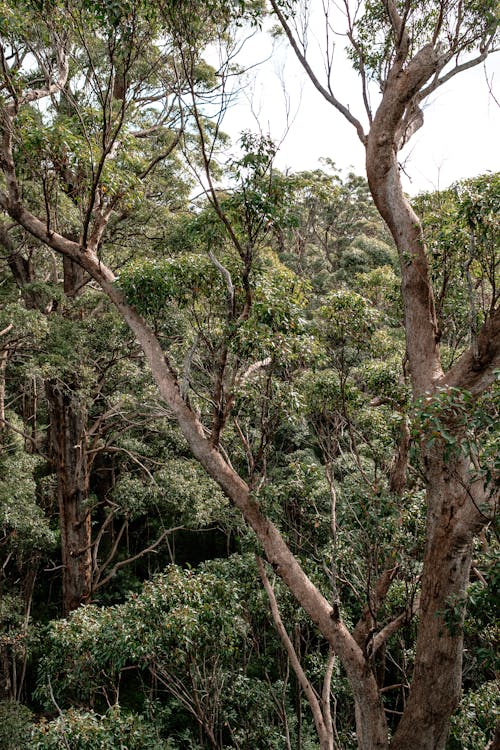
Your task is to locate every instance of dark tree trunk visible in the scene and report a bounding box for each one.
[45,379,92,615]
[63,256,86,297]
[22,376,38,453]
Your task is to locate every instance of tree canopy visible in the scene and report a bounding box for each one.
[0,1,498,749]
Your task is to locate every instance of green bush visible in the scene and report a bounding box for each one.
[448,682,499,749]
[29,707,170,750]
[0,701,32,750]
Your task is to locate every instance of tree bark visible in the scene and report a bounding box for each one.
[365,50,444,397]
[365,53,495,748]
[390,451,486,750]
[63,256,86,297]
[45,379,92,615]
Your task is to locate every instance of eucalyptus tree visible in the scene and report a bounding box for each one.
[34,558,291,750]
[266,1,500,747]
[0,2,499,750]
[0,0,203,614]
[0,234,193,615]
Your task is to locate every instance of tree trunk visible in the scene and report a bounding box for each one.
[366,87,489,748]
[63,256,86,297]
[390,451,485,750]
[0,346,7,431]
[45,379,92,615]
[22,376,38,453]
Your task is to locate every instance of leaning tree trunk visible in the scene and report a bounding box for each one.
[45,379,92,615]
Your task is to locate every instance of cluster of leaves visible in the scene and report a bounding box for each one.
[272,165,396,293]
[414,379,499,492]
[34,558,291,749]
[30,706,170,750]
[0,445,55,553]
[415,173,499,365]
[0,700,33,750]
[448,681,500,750]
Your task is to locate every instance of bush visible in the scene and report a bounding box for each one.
[448,682,499,749]
[0,700,32,750]
[29,706,170,750]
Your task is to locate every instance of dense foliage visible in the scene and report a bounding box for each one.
[0,0,498,748]
[1,160,498,747]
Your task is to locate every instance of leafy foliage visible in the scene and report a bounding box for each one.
[29,706,170,750]
[0,3,498,736]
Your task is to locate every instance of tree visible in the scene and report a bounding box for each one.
[267,1,500,746]
[0,232,192,615]
[35,557,297,749]
[0,1,499,749]
[271,164,395,287]
[0,0,198,614]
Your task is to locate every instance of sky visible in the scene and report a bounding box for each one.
[219,11,500,195]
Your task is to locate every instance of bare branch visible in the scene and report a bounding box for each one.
[93,526,183,591]
[180,334,200,401]
[441,305,500,395]
[140,129,183,179]
[209,250,235,315]
[257,556,334,748]
[92,445,157,484]
[9,32,69,111]
[371,596,420,655]
[269,0,367,145]
[236,357,272,385]
[91,507,117,576]
[384,0,410,56]
[0,416,48,459]
[47,676,71,750]
[352,565,399,649]
[322,647,336,745]
[419,39,497,102]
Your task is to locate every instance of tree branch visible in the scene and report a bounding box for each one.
[441,305,500,395]
[257,556,333,748]
[93,526,183,591]
[269,0,367,145]
[371,596,420,655]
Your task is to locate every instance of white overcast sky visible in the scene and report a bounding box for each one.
[219,14,500,195]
